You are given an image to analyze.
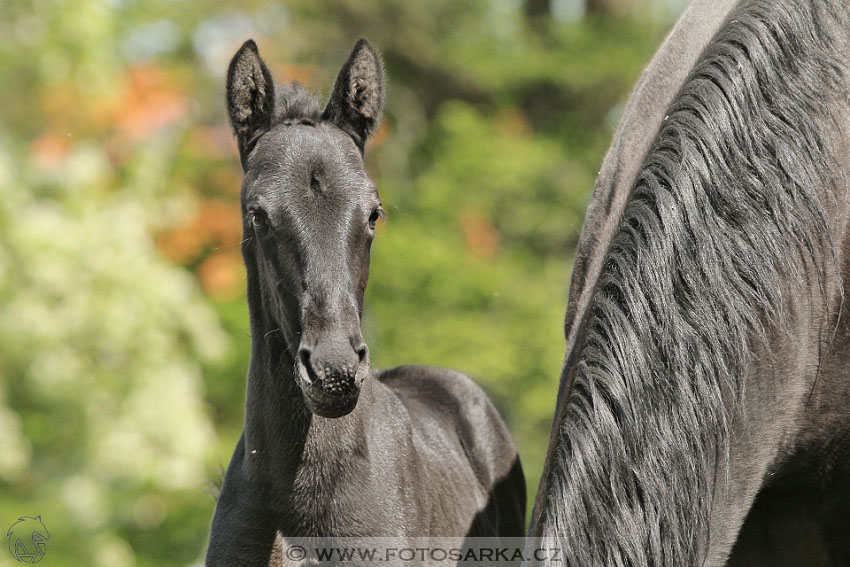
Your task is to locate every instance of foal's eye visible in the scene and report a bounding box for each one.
[250,210,268,229]
[368,208,382,230]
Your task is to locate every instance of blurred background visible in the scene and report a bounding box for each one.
[1,0,686,564]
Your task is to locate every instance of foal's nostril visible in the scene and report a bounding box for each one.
[298,347,315,384]
[356,344,368,364]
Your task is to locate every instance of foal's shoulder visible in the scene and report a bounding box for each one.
[375,365,511,436]
[376,365,521,491]
[376,364,490,404]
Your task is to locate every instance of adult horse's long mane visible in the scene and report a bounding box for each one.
[533,0,849,564]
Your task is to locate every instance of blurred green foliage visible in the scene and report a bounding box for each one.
[1,0,682,564]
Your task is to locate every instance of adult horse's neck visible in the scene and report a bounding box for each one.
[532,0,850,565]
[530,0,739,534]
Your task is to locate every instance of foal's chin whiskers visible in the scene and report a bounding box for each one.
[284,340,299,360]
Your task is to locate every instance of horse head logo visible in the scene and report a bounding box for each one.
[6,516,49,564]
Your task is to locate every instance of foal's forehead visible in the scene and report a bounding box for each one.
[242,123,378,212]
[248,123,366,179]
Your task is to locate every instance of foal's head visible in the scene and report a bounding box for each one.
[226,40,385,418]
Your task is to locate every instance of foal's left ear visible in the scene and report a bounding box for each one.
[323,39,385,152]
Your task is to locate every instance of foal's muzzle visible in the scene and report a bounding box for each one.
[296,337,369,418]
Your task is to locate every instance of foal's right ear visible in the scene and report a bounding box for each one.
[226,40,275,168]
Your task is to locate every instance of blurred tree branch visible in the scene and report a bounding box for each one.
[524,0,552,20]
[587,0,633,17]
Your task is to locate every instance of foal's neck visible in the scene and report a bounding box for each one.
[243,331,373,480]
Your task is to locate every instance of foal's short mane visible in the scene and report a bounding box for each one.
[541,0,849,564]
[272,82,321,126]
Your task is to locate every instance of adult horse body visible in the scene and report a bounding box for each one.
[531,0,850,565]
[206,40,525,566]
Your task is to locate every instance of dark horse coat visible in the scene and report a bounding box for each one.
[531,0,850,565]
[205,41,525,566]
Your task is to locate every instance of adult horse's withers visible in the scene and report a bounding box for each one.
[206,40,525,566]
[531,0,850,565]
